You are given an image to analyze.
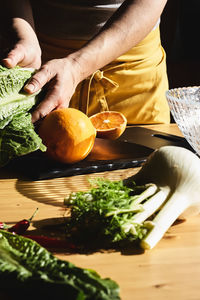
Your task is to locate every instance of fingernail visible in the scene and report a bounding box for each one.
[2,58,13,68]
[25,83,35,93]
[2,58,10,63]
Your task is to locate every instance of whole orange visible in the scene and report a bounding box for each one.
[38,108,96,164]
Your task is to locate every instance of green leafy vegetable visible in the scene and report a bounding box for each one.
[0,65,32,100]
[0,229,120,299]
[0,112,46,166]
[0,65,46,166]
[0,90,40,127]
[65,144,200,250]
[64,178,158,246]
[0,65,39,124]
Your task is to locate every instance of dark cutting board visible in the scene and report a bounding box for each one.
[7,138,153,180]
[6,126,193,180]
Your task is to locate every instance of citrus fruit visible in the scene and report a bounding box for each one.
[89,111,127,140]
[38,108,96,164]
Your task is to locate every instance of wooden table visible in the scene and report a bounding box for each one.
[1,124,200,300]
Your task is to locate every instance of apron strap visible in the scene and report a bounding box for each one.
[79,70,119,115]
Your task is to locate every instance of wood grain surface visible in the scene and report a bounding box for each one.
[1,124,200,300]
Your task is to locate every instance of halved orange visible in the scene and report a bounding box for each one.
[89,111,127,140]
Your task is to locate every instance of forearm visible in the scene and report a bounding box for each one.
[68,0,168,82]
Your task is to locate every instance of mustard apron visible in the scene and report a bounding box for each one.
[38,27,170,124]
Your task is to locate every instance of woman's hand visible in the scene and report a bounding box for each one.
[24,57,82,123]
[2,39,41,70]
[1,18,41,69]
[2,1,41,69]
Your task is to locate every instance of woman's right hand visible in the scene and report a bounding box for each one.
[1,18,41,70]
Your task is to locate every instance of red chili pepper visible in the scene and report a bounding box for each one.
[24,235,76,250]
[8,208,39,234]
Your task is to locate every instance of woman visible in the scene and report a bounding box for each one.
[1,0,170,124]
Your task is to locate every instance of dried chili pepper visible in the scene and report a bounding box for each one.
[24,234,76,250]
[1,209,77,250]
[8,208,39,234]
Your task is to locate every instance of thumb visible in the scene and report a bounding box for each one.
[24,65,54,94]
[2,45,25,68]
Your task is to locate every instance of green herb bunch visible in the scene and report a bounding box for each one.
[64,178,157,246]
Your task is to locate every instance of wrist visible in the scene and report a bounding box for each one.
[66,47,99,84]
[12,18,37,42]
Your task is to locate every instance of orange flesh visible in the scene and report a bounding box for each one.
[91,112,125,131]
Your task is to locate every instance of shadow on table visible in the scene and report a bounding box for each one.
[13,173,95,208]
[25,217,145,256]
[13,168,137,208]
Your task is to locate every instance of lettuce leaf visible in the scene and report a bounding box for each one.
[0,230,120,300]
[0,112,46,167]
[0,65,46,166]
[0,90,40,124]
[0,65,39,123]
[0,65,33,100]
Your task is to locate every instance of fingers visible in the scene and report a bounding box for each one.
[31,101,57,123]
[24,64,55,94]
[32,98,68,123]
[31,86,70,123]
[31,90,58,123]
[26,60,76,123]
[2,45,25,68]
